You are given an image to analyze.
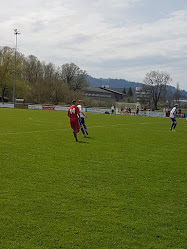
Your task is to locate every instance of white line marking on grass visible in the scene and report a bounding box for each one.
[28,117,63,125]
[0,123,131,136]
[0,128,70,136]
[0,121,176,136]
[89,122,163,129]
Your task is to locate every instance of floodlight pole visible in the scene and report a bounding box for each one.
[12,29,20,106]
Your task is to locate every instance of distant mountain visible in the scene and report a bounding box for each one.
[87,75,187,98]
[179,89,187,98]
[87,75,142,89]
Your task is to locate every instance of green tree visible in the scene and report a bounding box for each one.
[0,47,14,100]
[122,87,126,94]
[128,87,133,97]
[0,46,30,101]
[0,46,90,104]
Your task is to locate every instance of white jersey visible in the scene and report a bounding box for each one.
[170,107,176,118]
[77,105,84,118]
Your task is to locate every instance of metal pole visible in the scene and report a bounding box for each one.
[12,29,20,106]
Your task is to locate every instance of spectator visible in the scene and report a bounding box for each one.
[111,105,115,114]
[136,106,139,115]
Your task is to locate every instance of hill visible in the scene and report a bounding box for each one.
[87,75,142,89]
[87,75,187,98]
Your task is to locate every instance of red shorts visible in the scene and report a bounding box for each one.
[70,118,80,133]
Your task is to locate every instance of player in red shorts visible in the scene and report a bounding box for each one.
[67,100,80,141]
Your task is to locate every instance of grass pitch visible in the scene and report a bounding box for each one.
[0,108,186,249]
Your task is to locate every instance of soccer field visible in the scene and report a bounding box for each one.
[0,108,186,249]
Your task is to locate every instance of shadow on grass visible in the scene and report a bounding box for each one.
[79,136,92,140]
[77,140,89,143]
[176,130,187,133]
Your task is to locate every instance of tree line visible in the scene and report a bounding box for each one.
[0,46,89,104]
[0,46,184,109]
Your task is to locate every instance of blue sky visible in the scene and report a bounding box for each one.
[1,0,187,90]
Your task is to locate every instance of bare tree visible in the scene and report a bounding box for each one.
[143,70,172,110]
[0,46,92,104]
[174,82,180,104]
[24,55,44,85]
[165,86,174,108]
[137,86,151,108]
[60,63,89,91]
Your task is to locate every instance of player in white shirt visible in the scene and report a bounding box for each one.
[77,100,88,137]
[169,104,178,131]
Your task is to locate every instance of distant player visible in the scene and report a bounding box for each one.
[111,105,115,114]
[77,100,88,137]
[136,106,139,115]
[170,104,178,131]
[68,100,80,141]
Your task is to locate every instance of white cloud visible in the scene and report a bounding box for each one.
[0,0,187,90]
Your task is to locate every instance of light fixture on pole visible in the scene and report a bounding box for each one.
[12,29,20,105]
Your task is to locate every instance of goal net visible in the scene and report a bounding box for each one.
[115,102,140,115]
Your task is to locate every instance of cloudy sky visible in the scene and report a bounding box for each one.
[1,0,187,90]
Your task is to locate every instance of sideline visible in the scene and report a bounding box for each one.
[0,121,170,136]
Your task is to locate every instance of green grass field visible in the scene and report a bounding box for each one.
[0,108,186,249]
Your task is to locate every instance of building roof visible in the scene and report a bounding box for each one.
[86,87,111,93]
[100,87,126,96]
